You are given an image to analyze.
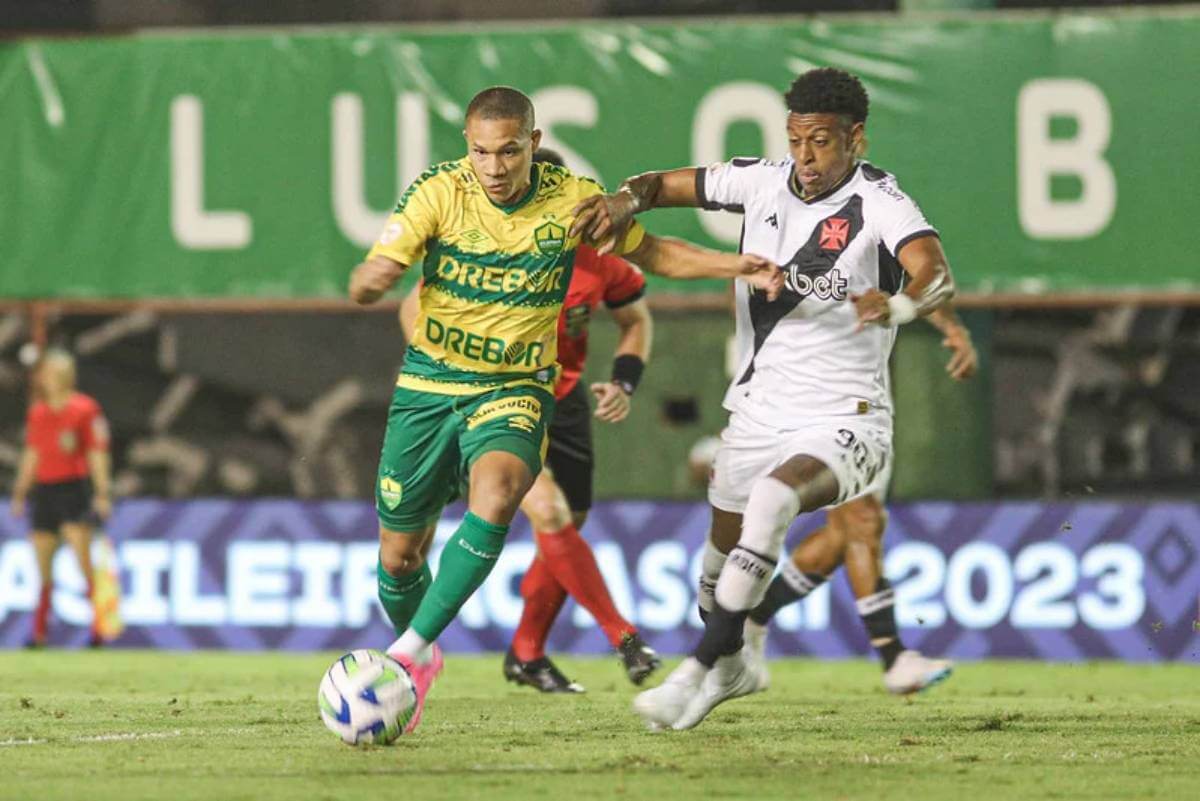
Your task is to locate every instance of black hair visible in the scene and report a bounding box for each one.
[784,68,869,124]
[465,86,535,134]
[532,148,565,167]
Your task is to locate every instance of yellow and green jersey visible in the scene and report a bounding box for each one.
[367,157,646,396]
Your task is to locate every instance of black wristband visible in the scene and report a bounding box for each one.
[610,354,645,395]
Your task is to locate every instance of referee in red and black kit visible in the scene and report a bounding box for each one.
[9,349,113,648]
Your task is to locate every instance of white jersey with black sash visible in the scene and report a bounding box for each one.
[698,158,938,428]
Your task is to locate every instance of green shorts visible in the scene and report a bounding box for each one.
[375,383,555,531]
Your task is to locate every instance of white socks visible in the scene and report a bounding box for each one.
[714,477,800,612]
[697,536,728,615]
[388,629,430,661]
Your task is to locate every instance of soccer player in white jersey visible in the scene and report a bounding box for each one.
[571,68,957,731]
[735,305,975,695]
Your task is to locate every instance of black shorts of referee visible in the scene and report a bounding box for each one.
[543,381,594,514]
[30,478,96,533]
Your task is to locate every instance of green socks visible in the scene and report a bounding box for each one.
[409,512,509,642]
[377,558,432,636]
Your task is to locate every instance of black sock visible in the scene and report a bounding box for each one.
[857,578,905,671]
[749,564,827,625]
[875,638,904,671]
[697,572,717,624]
[693,602,747,668]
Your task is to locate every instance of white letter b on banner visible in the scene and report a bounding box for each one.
[1017,78,1116,239]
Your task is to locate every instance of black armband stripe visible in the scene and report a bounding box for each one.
[892,229,940,258]
[695,168,717,211]
[696,165,746,213]
[603,287,645,310]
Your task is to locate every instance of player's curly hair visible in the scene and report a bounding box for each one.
[784,68,869,124]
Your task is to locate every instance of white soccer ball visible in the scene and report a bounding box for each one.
[318,649,417,745]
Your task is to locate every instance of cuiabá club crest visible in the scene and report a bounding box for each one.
[534,221,566,255]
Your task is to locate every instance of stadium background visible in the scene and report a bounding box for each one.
[1,0,1197,664]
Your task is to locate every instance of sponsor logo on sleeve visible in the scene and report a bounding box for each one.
[379,220,404,245]
[563,304,591,338]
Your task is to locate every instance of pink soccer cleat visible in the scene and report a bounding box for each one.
[388,644,444,734]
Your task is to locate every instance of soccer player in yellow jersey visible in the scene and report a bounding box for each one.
[348,86,781,732]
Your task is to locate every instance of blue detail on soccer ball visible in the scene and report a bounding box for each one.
[331,694,351,724]
[353,719,387,743]
[360,687,379,705]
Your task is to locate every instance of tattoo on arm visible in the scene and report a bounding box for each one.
[615,168,702,213]
[617,173,664,214]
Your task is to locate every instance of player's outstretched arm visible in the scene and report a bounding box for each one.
[625,234,783,301]
[349,255,407,306]
[852,236,955,329]
[570,168,699,254]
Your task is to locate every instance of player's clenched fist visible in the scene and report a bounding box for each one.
[349,256,405,305]
[851,289,892,330]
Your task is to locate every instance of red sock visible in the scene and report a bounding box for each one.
[33,584,52,643]
[536,524,636,648]
[512,557,567,662]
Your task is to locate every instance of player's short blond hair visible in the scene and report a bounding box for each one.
[39,348,77,389]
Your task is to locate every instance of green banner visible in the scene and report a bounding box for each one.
[3,10,1198,298]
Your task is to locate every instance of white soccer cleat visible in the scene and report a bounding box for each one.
[883,650,953,695]
[672,651,763,731]
[741,620,771,693]
[632,659,704,731]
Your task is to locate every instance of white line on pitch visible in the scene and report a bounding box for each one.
[0,730,184,747]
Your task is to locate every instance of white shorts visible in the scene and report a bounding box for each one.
[707,410,893,514]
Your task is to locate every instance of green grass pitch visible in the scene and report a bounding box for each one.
[1,651,1196,801]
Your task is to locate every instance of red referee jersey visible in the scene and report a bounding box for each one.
[25,392,109,484]
[555,245,645,400]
